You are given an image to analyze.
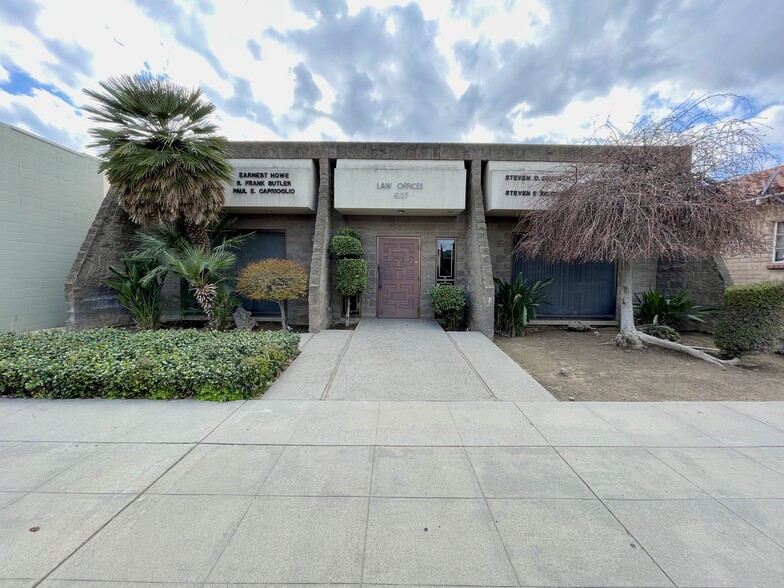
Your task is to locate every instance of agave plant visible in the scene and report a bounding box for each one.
[494,275,552,336]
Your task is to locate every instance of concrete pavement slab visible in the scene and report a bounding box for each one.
[363,497,517,586]
[261,446,373,496]
[721,401,784,431]
[203,400,310,444]
[0,401,95,441]
[263,331,351,400]
[720,498,784,547]
[489,498,672,587]
[518,402,636,446]
[37,443,191,494]
[0,492,24,510]
[607,498,784,587]
[557,446,708,499]
[147,445,282,495]
[734,446,784,475]
[649,447,784,498]
[287,401,378,445]
[447,402,547,446]
[587,402,722,446]
[32,400,169,443]
[376,401,462,446]
[326,319,489,401]
[206,496,367,584]
[655,402,784,446]
[0,492,132,580]
[42,582,200,587]
[371,446,482,497]
[0,399,40,419]
[466,447,593,498]
[449,331,555,401]
[52,494,251,583]
[0,581,35,588]
[119,400,243,443]
[0,442,99,491]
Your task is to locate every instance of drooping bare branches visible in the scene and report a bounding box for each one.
[515,94,773,264]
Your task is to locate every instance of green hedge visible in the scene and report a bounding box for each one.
[335,258,368,296]
[334,227,361,241]
[714,281,784,357]
[0,329,300,401]
[330,235,363,258]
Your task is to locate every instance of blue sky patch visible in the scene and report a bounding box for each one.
[0,66,75,107]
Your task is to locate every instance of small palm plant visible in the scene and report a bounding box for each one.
[84,73,233,250]
[135,224,246,328]
[494,275,552,336]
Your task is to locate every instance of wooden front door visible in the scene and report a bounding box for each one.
[377,237,420,318]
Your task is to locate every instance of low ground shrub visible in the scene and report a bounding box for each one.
[430,285,466,330]
[714,281,784,357]
[0,329,300,401]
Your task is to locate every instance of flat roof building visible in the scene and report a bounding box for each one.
[67,142,659,337]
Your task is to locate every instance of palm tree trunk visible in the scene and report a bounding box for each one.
[184,221,211,252]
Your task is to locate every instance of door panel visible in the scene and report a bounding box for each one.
[377,237,420,318]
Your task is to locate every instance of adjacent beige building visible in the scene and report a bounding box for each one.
[0,122,106,332]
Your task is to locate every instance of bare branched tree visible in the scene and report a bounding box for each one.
[515,94,775,367]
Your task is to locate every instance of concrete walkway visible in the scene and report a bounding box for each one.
[266,319,555,401]
[1,398,783,586]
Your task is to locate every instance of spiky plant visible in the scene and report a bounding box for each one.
[83,73,233,250]
[136,224,244,328]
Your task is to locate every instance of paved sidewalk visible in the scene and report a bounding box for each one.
[266,319,554,401]
[1,398,783,586]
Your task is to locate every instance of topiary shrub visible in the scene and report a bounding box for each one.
[334,227,361,241]
[430,285,467,330]
[236,259,308,331]
[714,281,784,357]
[330,235,363,258]
[335,258,368,326]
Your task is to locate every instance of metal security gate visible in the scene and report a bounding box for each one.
[512,255,617,320]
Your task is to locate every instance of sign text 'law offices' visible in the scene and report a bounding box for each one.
[483,161,576,215]
[334,160,466,215]
[223,159,317,214]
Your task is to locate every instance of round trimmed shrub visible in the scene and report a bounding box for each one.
[430,284,467,330]
[334,227,361,241]
[236,259,308,330]
[335,258,368,296]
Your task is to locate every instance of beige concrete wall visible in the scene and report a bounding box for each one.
[722,205,784,285]
[1,123,105,332]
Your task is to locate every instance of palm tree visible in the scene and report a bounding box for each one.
[83,73,233,250]
[134,224,246,328]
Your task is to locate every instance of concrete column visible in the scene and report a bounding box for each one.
[64,188,136,329]
[307,157,334,332]
[465,159,496,338]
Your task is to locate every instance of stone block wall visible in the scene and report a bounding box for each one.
[655,257,730,332]
[65,189,136,329]
[331,213,467,322]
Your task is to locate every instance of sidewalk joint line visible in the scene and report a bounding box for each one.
[320,330,354,400]
[446,332,497,401]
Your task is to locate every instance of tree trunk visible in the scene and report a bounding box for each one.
[184,221,210,252]
[278,301,288,331]
[613,259,739,369]
[616,259,642,348]
[345,298,350,328]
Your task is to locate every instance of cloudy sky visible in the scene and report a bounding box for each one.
[1,0,783,163]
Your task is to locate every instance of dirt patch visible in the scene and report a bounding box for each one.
[496,326,784,401]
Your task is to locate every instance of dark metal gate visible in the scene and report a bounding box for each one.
[512,255,617,320]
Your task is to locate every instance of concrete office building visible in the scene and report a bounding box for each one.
[67,142,657,338]
[1,122,106,332]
